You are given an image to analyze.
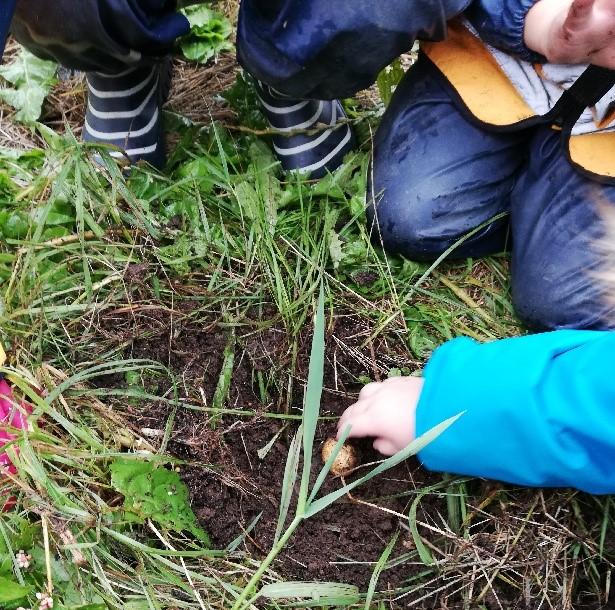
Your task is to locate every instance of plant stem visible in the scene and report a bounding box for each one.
[231,514,303,610]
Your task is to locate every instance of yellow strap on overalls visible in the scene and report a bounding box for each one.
[421,20,535,126]
[422,20,615,180]
[568,132,615,178]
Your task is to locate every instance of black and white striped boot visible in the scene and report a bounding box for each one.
[255,81,355,179]
[83,62,171,169]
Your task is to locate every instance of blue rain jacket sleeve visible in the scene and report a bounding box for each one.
[465,0,546,62]
[415,331,615,494]
[236,0,471,100]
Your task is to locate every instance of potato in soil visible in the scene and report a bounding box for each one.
[321,437,358,476]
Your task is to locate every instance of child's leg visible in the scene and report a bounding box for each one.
[82,62,172,168]
[368,56,531,260]
[510,125,615,330]
[236,0,469,100]
[12,0,189,167]
[13,0,353,174]
[12,0,187,73]
[237,0,468,176]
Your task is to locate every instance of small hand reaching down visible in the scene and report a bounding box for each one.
[336,376,424,456]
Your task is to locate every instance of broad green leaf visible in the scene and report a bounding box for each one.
[109,458,210,545]
[178,5,234,63]
[110,459,152,490]
[57,579,106,609]
[234,181,261,221]
[30,547,72,583]
[0,575,34,605]
[0,48,57,123]
[249,141,281,233]
[329,228,345,269]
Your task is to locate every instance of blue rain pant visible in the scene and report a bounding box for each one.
[11,0,190,72]
[369,55,615,330]
[235,0,470,99]
[13,0,470,82]
[0,0,15,57]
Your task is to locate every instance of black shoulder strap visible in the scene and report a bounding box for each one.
[552,64,615,185]
[550,64,615,129]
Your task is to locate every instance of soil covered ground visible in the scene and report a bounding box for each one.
[94,297,614,609]
[117,303,438,590]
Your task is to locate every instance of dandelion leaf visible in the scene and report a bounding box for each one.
[0,48,57,123]
[109,458,210,545]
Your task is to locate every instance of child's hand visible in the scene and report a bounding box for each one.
[525,0,615,68]
[336,376,424,456]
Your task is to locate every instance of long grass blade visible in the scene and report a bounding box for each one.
[408,490,435,565]
[364,531,400,609]
[296,282,325,512]
[258,581,360,604]
[274,428,302,544]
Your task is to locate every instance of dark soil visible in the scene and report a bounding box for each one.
[93,293,614,610]
[90,296,524,608]
[118,302,445,592]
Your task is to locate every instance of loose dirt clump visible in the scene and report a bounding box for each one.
[117,304,440,590]
[91,297,615,609]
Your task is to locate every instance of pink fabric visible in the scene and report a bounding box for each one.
[0,379,32,475]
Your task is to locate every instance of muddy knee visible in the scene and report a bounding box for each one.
[367,171,509,260]
[512,258,615,331]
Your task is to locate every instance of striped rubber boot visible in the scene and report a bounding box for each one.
[255,81,355,179]
[83,62,171,169]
